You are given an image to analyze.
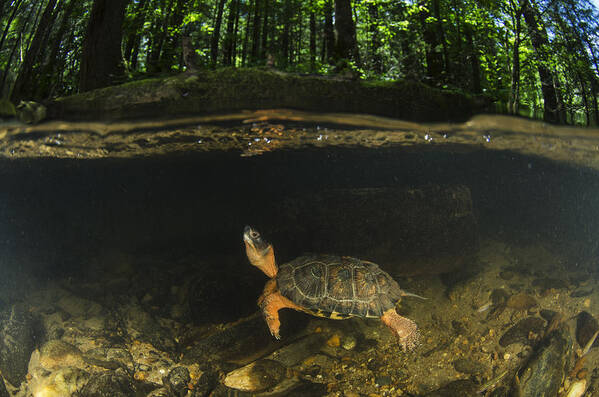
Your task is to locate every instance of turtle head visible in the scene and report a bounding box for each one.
[243,226,278,278]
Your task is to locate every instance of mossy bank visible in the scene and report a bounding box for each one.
[47,68,490,122]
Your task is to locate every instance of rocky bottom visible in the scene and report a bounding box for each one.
[1,238,599,397]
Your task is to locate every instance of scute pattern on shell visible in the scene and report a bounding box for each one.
[276,254,403,318]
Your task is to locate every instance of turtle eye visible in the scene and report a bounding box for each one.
[250,230,260,239]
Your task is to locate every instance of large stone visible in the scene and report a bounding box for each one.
[576,311,599,349]
[512,325,573,397]
[38,340,85,371]
[0,304,37,386]
[164,366,191,397]
[499,317,545,347]
[29,366,89,397]
[223,359,286,392]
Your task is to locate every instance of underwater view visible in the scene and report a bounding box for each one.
[0,112,599,397]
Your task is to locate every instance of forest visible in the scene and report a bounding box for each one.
[1,0,599,125]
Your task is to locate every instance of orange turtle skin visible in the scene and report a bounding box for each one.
[243,226,420,351]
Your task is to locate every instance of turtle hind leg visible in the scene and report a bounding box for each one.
[381,308,420,352]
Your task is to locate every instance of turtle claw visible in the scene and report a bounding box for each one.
[273,331,281,340]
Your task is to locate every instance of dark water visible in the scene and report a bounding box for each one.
[1,146,596,270]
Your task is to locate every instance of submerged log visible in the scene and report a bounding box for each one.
[269,184,478,276]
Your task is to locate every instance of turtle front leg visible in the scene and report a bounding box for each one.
[381,308,420,351]
[258,279,303,340]
[259,293,283,340]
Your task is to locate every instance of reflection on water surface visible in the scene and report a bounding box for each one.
[1,109,599,169]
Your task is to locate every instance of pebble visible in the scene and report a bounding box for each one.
[499,317,545,347]
[342,334,357,350]
[327,334,341,347]
[223,359,286,392]
[375,375,392,386]
[566,379,587,397]
[506,293,538,311]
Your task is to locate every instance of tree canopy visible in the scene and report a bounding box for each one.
[1,0,598,125]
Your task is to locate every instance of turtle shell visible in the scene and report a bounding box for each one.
[276,254,403,319]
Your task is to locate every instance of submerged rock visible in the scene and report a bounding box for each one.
[121,302,175,351]
[16,101,46,124]
[575,311,599,349]
[0,304,37,386]
[192,369,218,397]
[266,333,326,366]
[164,366,190,397]
[29,366,89,397]
[223,359,286,392]
[79,372,134,397]
[424,379,478,396]
[452,358,488,376]
[532,277,569,291]
[499,317,545,347]
[506,293,538,311]
[511,325,573,397]
[38,340,85,370]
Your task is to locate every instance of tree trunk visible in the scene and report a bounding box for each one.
[123,0,148,69]
[418,0,443,83]
[36,0,79,98]
[11,0,58,102]
[167,0,187,70]
[590,80,599,126]
[432,0,450,79]
[79,0,129,92]
[250,0,261,63]
[309,6,316,72]
[261,0,269,59]
[464,24,481,94]
[0,0,23,55]
[1,0,37,96]
[241,0,254,66]
[323,0,334,64]
[578,73,590,126]
[223,0,239,66]
[233,0,240,64]
[334,0,358,63]
[508,5,522,116]
[522,0,558,123]
[552,70,566,124]
[211,0,227,67]
[368,3,382,73]
[280,0,290,68]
